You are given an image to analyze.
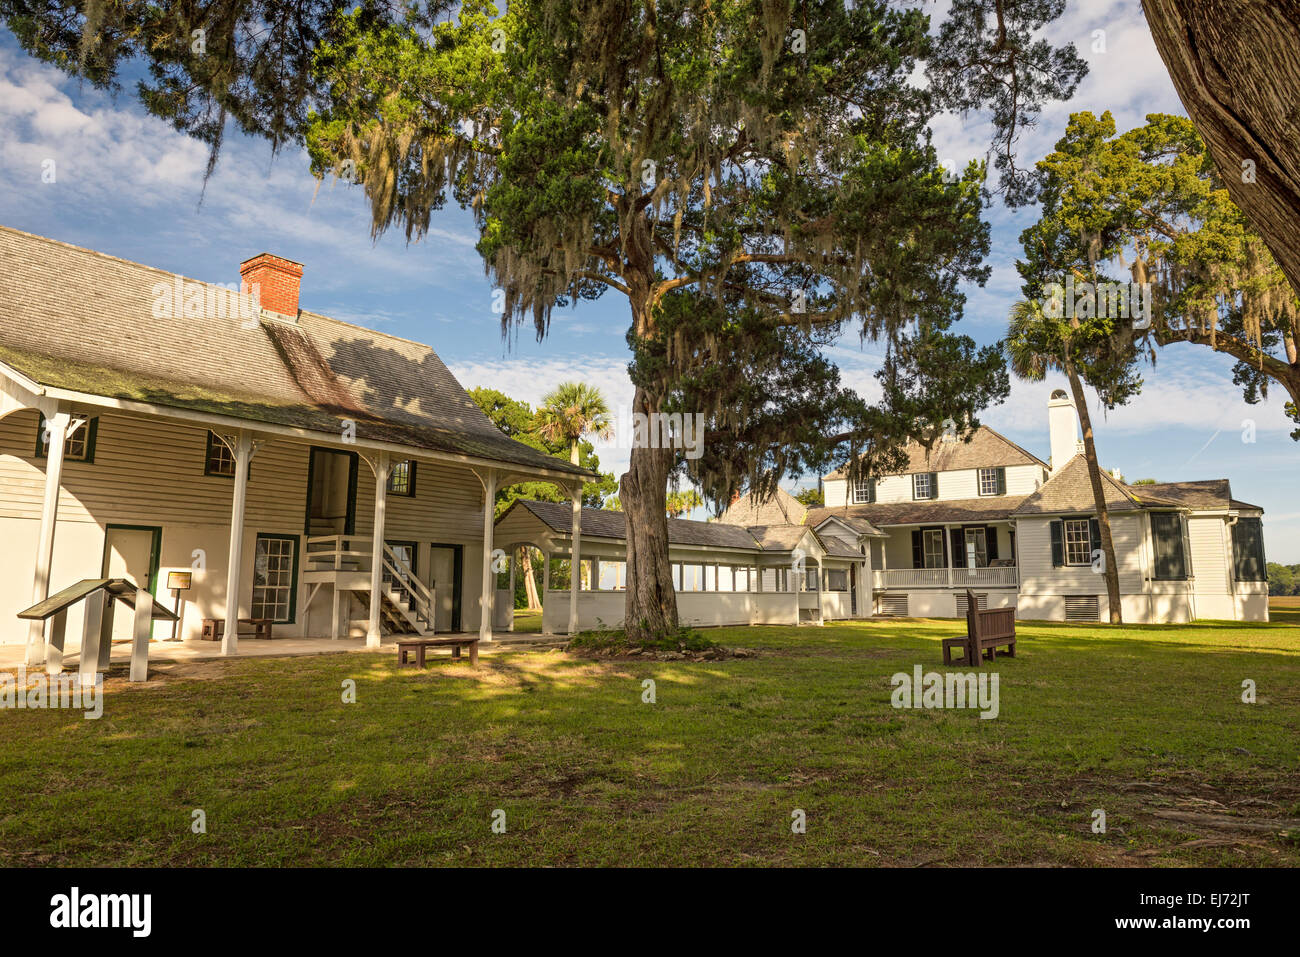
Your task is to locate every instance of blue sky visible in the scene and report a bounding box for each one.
[2,2,1297,561]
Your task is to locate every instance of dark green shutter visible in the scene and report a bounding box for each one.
[1050,520,1065,567]
[82,417,98,463]
[911,530,922,568]
[986,525,999,561]
[930,472,939,498]
[950,528,964,568]
[1180,515,1192,580]
[995,467,1006,495]
[1089,518,1101,559]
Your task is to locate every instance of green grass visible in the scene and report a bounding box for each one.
[2,608,1298,867]
[512,608,543,633]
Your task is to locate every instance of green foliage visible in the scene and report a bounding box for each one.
[469,385,617,510]
[1268,562,1299,596]
[567,624,718,654]
[794,486,824,507]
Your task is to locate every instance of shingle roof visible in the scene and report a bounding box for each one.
[825,425,1047,479]
[1012,455,1184,516]
[514,500,763,550]
[510,502,865,560]
[808,496,1028,527]
[0,225,590,478]
[717,487,807,526]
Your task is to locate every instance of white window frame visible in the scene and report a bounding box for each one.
[913,473,934,500]
[852,477,873,503]
[978,467,1000,496]
[252,536,297,623]
[963,527,988,567]
[1064,519,1092,566]
[921,528,945,568]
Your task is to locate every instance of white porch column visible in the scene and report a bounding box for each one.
[222,431,254,657]
[367,452,392,649]
[568,482,583,635]
[507,549,516,632]
[26,406,70,666]
[479,468,497,641]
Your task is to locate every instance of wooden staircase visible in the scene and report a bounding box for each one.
[301,535,437,638]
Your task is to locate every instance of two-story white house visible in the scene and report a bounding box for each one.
[723,390,1269,623]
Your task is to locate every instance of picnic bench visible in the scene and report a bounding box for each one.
[397,636,479,668]
[942,590,1016,666]
[201,617,275,641]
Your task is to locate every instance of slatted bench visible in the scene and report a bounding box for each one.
[943,589,1016,667]
[397,636,479,668]
[201,617,275,640]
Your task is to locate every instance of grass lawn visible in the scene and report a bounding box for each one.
[512,608,543,633]
[2,606,1298,867]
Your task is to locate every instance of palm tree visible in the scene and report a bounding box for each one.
[665,489,703,518]
[1006,298,1123,624]
[535,381,615,465]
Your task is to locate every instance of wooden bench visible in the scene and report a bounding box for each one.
[201,617,275,641]
[397,636,479,668]
[942,590,1016,666]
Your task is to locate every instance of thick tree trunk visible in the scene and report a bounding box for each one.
[521,546,541,611]
[620,385,679,642]
[1144,1,1300,304]
[1066,362,1124,624]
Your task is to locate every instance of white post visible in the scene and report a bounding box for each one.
[26,406,70,666]
[479,468,497,641]
[45,609,68,675]
[568,483,583,635]
[130,586,152,682]
[222,431,254,657]
[79,590,106,680]
[368,452,392,649]
[507,548,517,632]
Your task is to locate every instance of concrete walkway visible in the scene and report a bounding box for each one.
[0,631,566,672]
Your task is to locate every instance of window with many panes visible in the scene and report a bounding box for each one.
[922,528,945,568]
[963,526,988,567]
[977,467,1004,496]
[852,476,874,503]
[1064,519,1092,565]
[36,415,96,462]
[387,460,416,496]
[913,473,935,500]
[205,431,236,476]
[251,535,298,622]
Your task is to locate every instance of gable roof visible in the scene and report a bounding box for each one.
[0,225,589,478]
[824,425,1047,479]
[1012,455,1186,516]
[717,486,808,526]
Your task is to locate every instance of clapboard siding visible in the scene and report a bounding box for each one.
[1017,513,1145,594]
[824,464,1044,507]
[0,408,307,528]
[0,408,495,540]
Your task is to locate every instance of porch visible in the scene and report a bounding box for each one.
[873,565,1019,588]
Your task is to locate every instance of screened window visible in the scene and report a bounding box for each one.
[252,536,298,623]
[804,566,820,591]
[1150,513,1189,581]
[852,477,874,504]
[1232,517,1266,581]
[732,566,751,592]
[36,415,96,463]
[826,569,849,591]
[963,526,988,567]
[913,473,936,500]
[1064,519,1092,566]
[387,460,416,496]
[679,563,703,592]
[598,561,626,590]
[978,467,1005,496]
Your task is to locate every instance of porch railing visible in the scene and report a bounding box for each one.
[304,535,436,633]
[873,566,1018,589]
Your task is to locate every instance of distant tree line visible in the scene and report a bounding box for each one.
[1268,563,1300,596]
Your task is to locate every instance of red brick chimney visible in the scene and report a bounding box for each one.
[239,253,303,319]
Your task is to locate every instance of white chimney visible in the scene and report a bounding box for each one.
[1048,388,1082,475]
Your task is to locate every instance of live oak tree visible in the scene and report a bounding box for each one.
[3,0,1086,641]
[1142,1,1300,304]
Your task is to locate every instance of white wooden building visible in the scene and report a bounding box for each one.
[0,226,594,665]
